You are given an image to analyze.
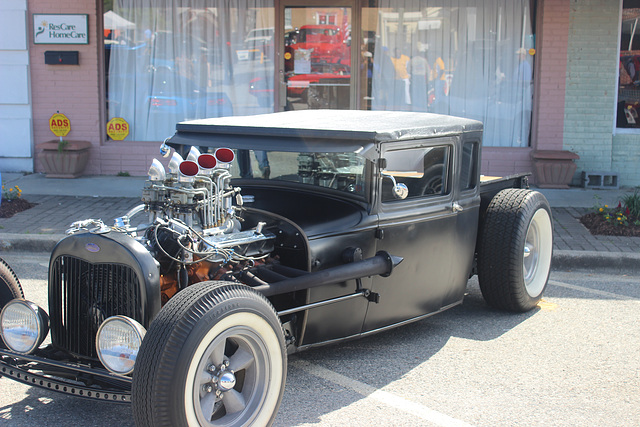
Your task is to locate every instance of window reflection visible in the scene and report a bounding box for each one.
[105,2,275,142]
[104,1,535,149]
[618,4,640,128]
[361,2,534,148]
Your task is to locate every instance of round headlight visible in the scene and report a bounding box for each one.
[0,300,49,354]
[96,316,146,375]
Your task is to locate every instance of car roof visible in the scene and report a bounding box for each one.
[168,110,483,159]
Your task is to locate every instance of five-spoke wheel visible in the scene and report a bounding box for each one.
[132,281,286,427]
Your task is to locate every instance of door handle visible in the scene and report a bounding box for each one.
[279,69,286,108]
[452,202,463,213]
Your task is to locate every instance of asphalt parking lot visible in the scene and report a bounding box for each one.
[1,253,639,426]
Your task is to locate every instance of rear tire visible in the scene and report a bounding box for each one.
[477,189,553,312]
[0,257,24,349]
[132,281,286,427]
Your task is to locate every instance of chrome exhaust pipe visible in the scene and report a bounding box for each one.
[168,152,184,175]
[148,158,166,181]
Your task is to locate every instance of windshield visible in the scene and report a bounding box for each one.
[217,149,367,197]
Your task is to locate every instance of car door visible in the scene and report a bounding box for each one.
[363,137,477,332]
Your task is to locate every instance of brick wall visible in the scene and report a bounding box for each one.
[29,0,102,173]
[563,0,620,183]
[612,133,640,185]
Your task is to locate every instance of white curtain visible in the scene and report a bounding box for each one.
[108,0,274,141]
[370,1,534,147]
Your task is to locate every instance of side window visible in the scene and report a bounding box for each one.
[382,146,450,202]
[460,141,478,191]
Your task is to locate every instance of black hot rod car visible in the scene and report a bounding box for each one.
[0,110,553,426]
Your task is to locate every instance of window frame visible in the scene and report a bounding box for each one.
[459,140,479,194]
[615,0,640,133]
[377,138,455,213]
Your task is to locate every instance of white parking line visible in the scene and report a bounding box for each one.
[548,280,640,301]
[294,359,475,427]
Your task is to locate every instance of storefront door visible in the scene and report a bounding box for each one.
[276,1,356,111]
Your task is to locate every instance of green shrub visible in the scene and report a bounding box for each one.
[622,187,640,219]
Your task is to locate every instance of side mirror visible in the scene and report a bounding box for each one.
[381,173,408,200]
[392,182,409,199]
[159,142,171,158]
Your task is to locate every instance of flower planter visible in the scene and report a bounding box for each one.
[36,140,92,178]
[531,150,580,189]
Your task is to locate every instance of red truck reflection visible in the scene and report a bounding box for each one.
[285,25,350,71]
[250,25,351,108]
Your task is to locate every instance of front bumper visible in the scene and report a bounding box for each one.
[0,346,131,403]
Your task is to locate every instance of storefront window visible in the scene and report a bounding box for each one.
[618,1,640,129]
[104,0,534,147]
[105,0,274,141]
[361,1,535,147]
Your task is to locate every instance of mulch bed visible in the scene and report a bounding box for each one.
[0,198,36,219]
[580,212,640,237]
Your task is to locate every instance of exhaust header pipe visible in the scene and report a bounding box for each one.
[251,251,403,297]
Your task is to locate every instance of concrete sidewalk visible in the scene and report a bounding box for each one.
[2,172,640,271]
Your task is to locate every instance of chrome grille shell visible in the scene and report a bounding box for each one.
[48,232,161,359]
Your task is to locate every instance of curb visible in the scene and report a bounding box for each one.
[552,250,640,272]
[0,233,65,253]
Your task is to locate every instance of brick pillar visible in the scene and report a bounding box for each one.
[531,0,570,152]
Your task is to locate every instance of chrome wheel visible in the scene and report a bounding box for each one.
[523,208,553,298]
[192,324,272,426]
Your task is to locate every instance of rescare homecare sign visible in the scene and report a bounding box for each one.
[33,14,88,45]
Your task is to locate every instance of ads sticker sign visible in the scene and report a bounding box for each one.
[107,117,129,140]
[34,14,89,45]
[49,113,71,137]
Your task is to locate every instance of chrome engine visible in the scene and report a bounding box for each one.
[66,144,276,306]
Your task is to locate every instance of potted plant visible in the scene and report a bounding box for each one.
[36,139,92,178]
[531,150,580,189]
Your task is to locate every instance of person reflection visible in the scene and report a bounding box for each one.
[237,150,270,179]
[428,51,447,113]
[408,48,431,111]
[514,48,532,82]
[391,47,411,108]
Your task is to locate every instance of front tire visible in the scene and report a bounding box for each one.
[0,257,24,349]
[477,189,553,312]
[132,281,286,427]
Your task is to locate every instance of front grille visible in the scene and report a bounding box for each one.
[49,255,144,359]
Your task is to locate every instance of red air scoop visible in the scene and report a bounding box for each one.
[179,160,199,177]
[215,148,235,164]
[198,154,217,169]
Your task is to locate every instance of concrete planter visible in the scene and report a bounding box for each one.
[36,140,92,178]
[531,150,580,189]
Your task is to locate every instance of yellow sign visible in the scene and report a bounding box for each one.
[49,113,70,137]
[107,117,129,141]
[284,52,292,60]
[528,48,536,56]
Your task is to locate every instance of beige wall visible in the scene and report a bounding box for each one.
[0,0,32,173]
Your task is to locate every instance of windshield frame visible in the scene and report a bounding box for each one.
[206,147,373,203]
